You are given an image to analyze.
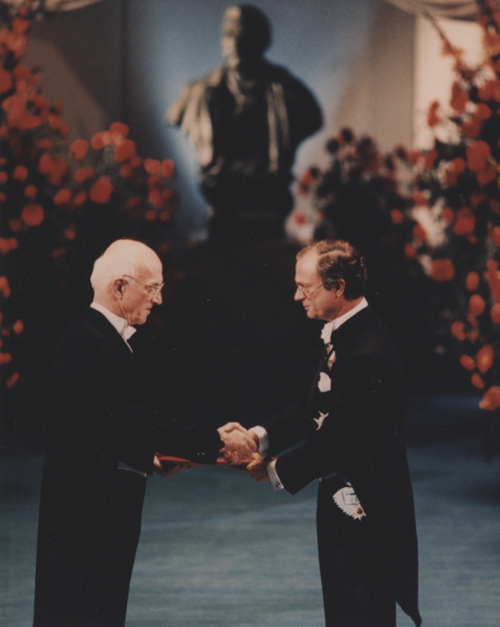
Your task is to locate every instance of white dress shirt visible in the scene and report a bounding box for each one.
[250,298,368,490]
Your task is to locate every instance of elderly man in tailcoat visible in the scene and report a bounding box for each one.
[244,239,422,627]
[33,239,256,627]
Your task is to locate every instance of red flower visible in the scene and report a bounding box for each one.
[36,139,53,151]
[412,192,429,207]
[429,258,455,281]
[485,260,500,302]
[54,189,72,205]
[476,164,497,187]
[4,31,27,59]
[469,294,486,316]
[390,209,404,224]
[13,320,23,335]
[0,238,17,254]
[69,139,89,161]
[0,276,11,298]
[148,189,163,209]
[479,386,500,411]
[404,244,417,259]
[423,150,438,170]
[6,372,19,388]
[114,138,136,164]
[109,122,129,139]
[74,167,96,183]
[413,223,428,242]
[427,101,441,128]
[89,176,113,203]
[64,225,76,240]
[441,207,455,224]
[12,17,30,35]
[0,68,13,94]
[477,345,494,374]
[408,150,421,166]
[490,226,500,247]
[451,321,466,341]
[0,172,8,185]
[12,165,28,181]
[491,303,500,324]
[144,159,161,174]
[38,154,67,186]
[471,373,486,389]
[161,159,175,179]
[293,212,307,226]
[0,353,12,365]
[466,141,490,171]
[461,119,481,139]
[490,199,500,214]
[91,131,112,150]
[23,182,36,198]
[453,207,475,236]
[460,355,475,371]
[450,81,469,112]
[21,203,45,227]
[49,115,69,138]
[73,191,87,206]
[466,272,480,291]
[474,103,492,120]
[300,168,318,189]
[449,158,465,174]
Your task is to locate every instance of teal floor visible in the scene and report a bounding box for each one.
[2,397,500,626]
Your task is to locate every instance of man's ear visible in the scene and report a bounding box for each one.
[111,278,125,299]
[334,279,346,297]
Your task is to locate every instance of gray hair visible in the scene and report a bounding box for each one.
[90,239,161,295]
[297,239,367,300]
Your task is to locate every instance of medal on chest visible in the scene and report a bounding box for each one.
[326,343,336,370]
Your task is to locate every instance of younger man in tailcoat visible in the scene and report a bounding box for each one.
[246,239,422,627]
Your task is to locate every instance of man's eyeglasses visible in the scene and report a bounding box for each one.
[295,282,323,299]
[122,275,164,299]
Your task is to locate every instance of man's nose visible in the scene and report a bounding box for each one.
[294,288,304,302]
[153,290,162,305]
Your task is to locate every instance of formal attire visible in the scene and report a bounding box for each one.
[254,302,422,627]
[33,306,222,627]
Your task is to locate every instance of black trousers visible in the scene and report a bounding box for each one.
[34,458,147,627]
[317,478,396,627]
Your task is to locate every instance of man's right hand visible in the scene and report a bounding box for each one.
[217,422,258,464]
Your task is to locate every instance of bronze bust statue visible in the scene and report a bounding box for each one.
[166,4,322,241]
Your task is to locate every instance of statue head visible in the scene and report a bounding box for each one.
[221,5,272,68]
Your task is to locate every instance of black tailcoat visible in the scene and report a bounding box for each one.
[262,306,421,627]
[33,307,222,627]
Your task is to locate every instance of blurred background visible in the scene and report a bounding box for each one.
[2,1,500,625]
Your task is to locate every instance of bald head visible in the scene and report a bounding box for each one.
[91,239,162,299]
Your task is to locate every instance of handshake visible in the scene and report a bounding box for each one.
[154,422,270,482]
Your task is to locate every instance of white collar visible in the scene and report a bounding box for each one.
[90,302,137,342]
[320,297,368,344]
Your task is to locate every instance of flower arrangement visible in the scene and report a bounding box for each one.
[0,1,178,410]
[402,0,500,421]
[296,128,415,258]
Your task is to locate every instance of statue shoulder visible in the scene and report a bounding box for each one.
[165,66,225,125]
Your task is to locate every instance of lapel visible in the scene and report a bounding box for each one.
[80,307,134,359]
[328,305,374,355]
[307,306,375,409]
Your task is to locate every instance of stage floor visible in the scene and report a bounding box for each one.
[1,396,500,627]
